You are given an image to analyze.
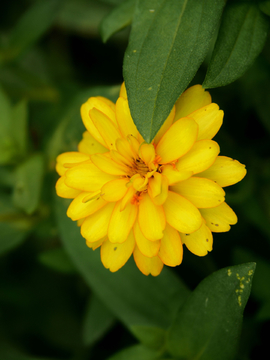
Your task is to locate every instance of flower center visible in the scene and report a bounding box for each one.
[132,158,149,177]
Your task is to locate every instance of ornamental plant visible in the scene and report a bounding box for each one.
[0,1,270,360]
[56,83,246,275]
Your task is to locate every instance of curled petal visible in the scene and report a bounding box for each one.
[156,118,198,164]
[158,224,183,267]
[161,164,192,185]
[200,202,237,233]
[67,191,107,220]
[171,177,225,208]
[148,173,168,205]
[101,178,129,202]
[181,222,213,256]
[163,191,202,234]
[56,152,90,176]
[108,201,138,243]
[133,220,160,257]
[81,202,115,242]
[174,85,211,120]
[55,176,81,199]
[197,156,247,187]
[133,246,163,276]
[101,231,135,272]
[176,139,220,174]
[191,103,223,140]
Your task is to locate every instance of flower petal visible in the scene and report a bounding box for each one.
[81,97,116,147]
[163,191,202,233]
[101,231,135,272]
[200,202,237,233]
[56,152,90,176]
[161,165,192,185]
[156,118,198,164]
[67,191,107,220]
[174,85,211,120]
[115,97,138,138]
[176,139,220,174]
[191,104,223,140]
[154,105,175,144]
[86,236,106,250]
[96,96,116,112]
[78,131,108,155]
[138,193,165,241]
[181,222,213,256]
[139,143,155,165]
[65,161,116,192]
[148,173,168,205]
[101,178,129,202]
[171,177,225,208]
[158,224,183,266]
[133,219,160,257]
[90,108,122,150]
[91,153,128,176]
[133,246,163,276]
[55,176,81,199]
[197,156,247,187]
[108,201,138,243]
[120,82,127,99]
[81,202,115,242]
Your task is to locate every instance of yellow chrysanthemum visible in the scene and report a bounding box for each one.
[56,83,246,276]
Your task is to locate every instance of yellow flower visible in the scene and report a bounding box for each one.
[56,83,246,276]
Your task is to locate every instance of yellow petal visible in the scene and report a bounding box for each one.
[191,104,223,140]
[200,202,237,233]
[156,118,198,164]
[197,156,247,187]
[81,203,115,242]
[154,105,175,144]
[65,161,116,192]
[56,152,90,176]
[138,193,165,241]
[120,82,127,99]
[115,138,136,161]
[110,149,133,167]
[163,191,202,233]
[78,131,108,155]
[67,191,107,220]
[101,178,129,202]
[96,96,116,112]
[101,231,135,272]
[108,201,138,243]
[181,222,213,256]
[158,224,183,266]
[115,97,138,138]
[174,85,211,120]
[80,97,116,147]
[148,173,168,205]
[139,143,155,165]
[90,108,122,150]
[120,186,135,211]
[171,177,225,208]
[86,237,106,250]
[176,139,220,174]
[91,153,128,176]
[161,164,192,185]
[133,246,163,276]
[55,176,81,199]
[133,219,160,257]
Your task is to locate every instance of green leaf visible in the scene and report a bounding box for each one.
[123,0,225,142]
[1,0,62,61]
[12,154,44,215]
[203,2,269,89]
[55,196,190,329]
[107,344,161,360]
[166,263,256,360]
[100,0,136,43]
[0,193,32,256]
[0,87,16,164]
[38,248,77,274]
[259,1,270,16]
[11,100,28,157]
[83,294,115,346]
[130,325,166,351]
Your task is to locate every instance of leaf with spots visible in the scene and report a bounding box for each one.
[166,262,256,360]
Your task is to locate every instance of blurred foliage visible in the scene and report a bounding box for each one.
[0,0,270,360]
